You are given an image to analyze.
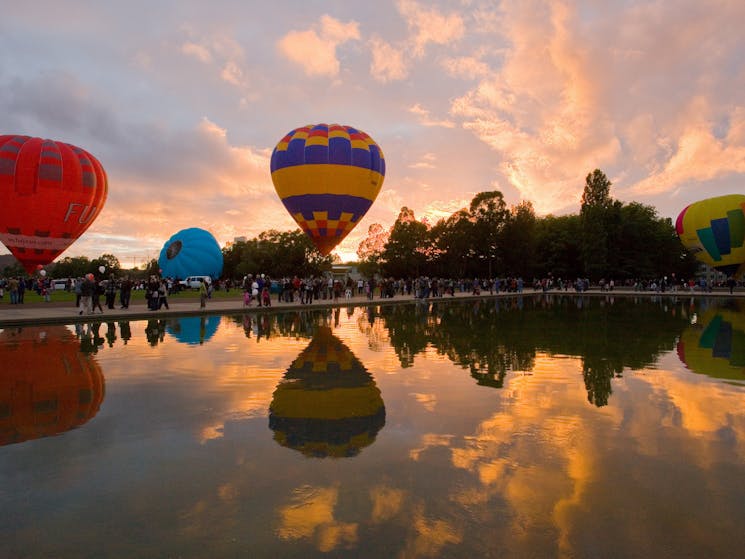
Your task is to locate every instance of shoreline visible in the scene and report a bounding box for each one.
[0,287,741,327]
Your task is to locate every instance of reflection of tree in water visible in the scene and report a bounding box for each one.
[378,303,435,368]
[227,309,333,342]
[269,325,385,458]
[377,294,690,406]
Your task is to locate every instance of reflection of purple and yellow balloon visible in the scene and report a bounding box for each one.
[269,326,385,457]
[0,326,105,446]
[677,307,745,381]
[676,194,745,277]
[270,124,385,256]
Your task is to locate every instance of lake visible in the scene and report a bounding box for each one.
[2,294,745,558]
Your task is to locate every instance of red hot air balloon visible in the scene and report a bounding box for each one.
[0,135,108,273]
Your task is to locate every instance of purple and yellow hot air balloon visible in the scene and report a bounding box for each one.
[676,194,745,277]
[270,124,385,256]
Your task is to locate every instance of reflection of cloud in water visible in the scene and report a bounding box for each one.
[276,485,358,552]
[269,326,385,458]
[0,326,104,446]
[167,316,222,345]
[369,485,404,523]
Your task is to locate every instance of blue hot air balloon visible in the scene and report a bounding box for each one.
[158,227,223,280]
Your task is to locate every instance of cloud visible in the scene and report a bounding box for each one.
[629,99,745,195]
[449,1,621,213]
[397,0,465,57]
[409,152,437,169]
[181,42,212,63]
[409,103,455,128]
[277,15,361,77]
[369,35,408,82]
[441,55,491,80]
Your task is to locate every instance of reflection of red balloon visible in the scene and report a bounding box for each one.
[0,326,105,446]
[0,135,108,273]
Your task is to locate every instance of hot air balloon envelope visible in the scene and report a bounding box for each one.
[270,123,385,256]
[676,194,745,277]
[158,227,223,279]
[0,135,108,273]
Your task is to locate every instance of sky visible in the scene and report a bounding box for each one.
[1,0,744,267]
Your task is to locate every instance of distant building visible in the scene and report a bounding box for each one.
[331,264,361,282]
[234,236,247,244]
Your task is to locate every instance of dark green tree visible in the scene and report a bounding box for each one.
[50,256,92,279]
[429,210,475,278]
[91,253,121,275]
[580,169,613,280]
[534,215,582,279]
[501,200,537,278]
[381,207,429,277]
[469,191,509,278]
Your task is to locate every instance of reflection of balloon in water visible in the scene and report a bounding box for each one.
[0,326,105,446]
[676,194,745,277]
[269,326,385,457]
[0,135,108,273]
[270,124,385,256]
[677,305,745,381]
[158,227,223,279]
[166,316,221,345]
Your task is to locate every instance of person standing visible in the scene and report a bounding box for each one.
[17,277,25,303]
[120,276,132,309]
[79,275,94,315]
[91,278,104,313]
[74,278,82,308]
[105,274,117,309]
[8,277,18,304]
[158,279,170,309]
[199,279,208,308]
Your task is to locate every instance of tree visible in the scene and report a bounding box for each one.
[501,201,537,278]
[580,169,613,280]
[381,207,430,277]
[220,229,332,280]
[91,253,121,275]
[50,256,92,279]
[356,223,389,278]
[469,191,509,277]
[429,210,474,278]
[534,215,582,279]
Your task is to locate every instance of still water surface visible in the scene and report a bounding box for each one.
[2,295,745,558]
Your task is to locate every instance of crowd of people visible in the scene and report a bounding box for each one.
[0,270,741,312]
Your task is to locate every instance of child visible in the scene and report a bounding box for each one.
[261,286,271,307]
[243,289,251,307]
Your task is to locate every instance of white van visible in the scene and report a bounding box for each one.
[180,276,212,289]
[52,278,71,290]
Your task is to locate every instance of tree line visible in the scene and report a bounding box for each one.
[356,169,698,282]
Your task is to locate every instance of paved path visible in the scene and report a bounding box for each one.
[0,287,739,327]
